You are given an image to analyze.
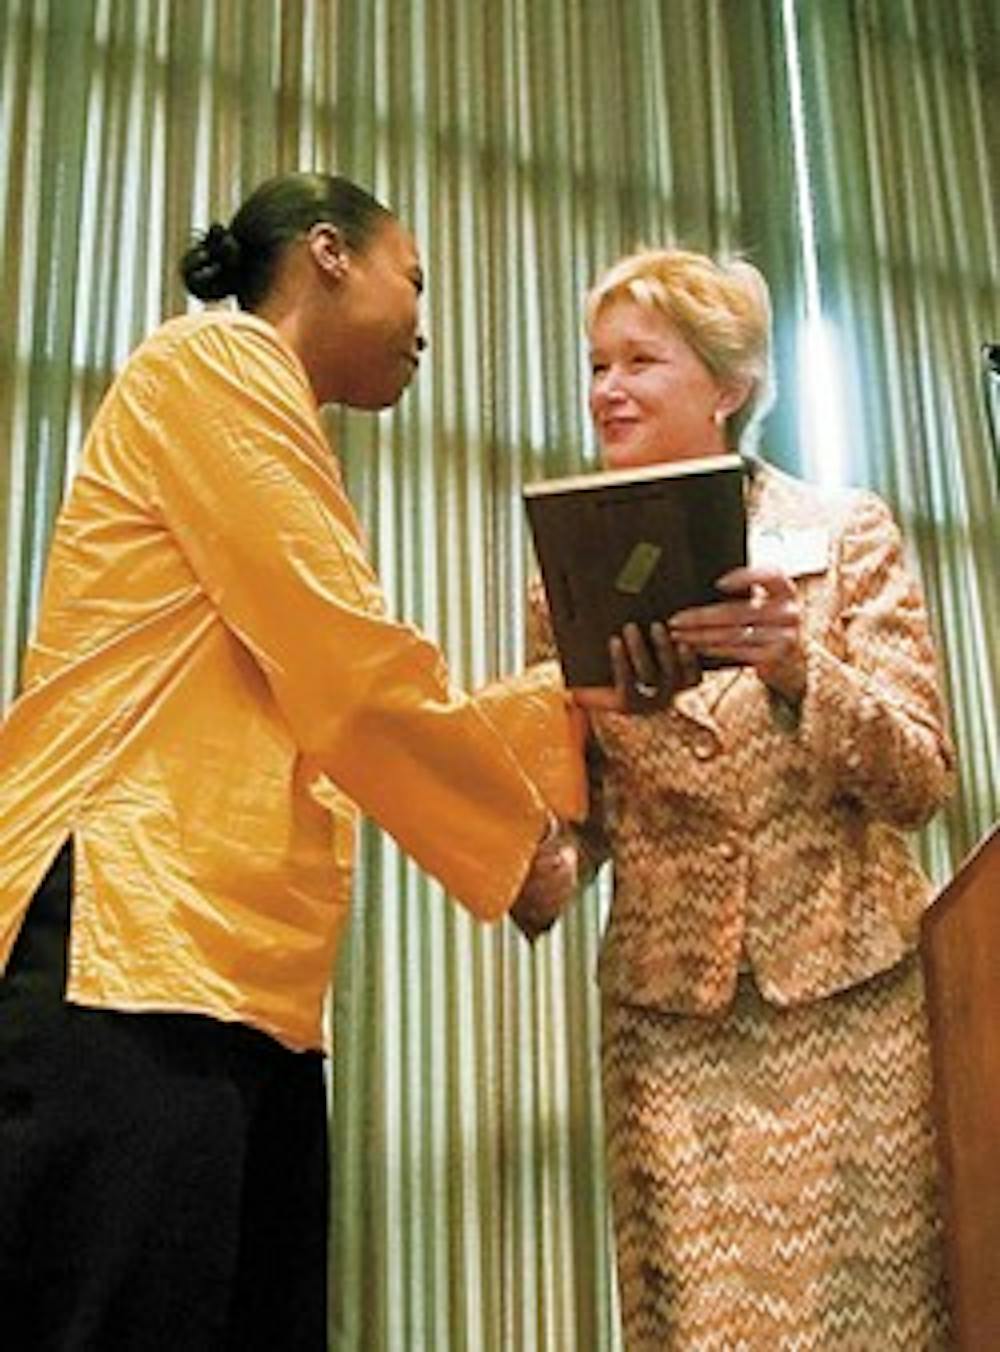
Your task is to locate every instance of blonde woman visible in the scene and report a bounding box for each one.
[517,248,954,1347]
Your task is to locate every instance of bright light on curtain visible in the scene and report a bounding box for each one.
[790,0,1000,872]
[781,0,850,490]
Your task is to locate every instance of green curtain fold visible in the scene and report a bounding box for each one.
[793,0,1000,866]
[2,2,996,1348]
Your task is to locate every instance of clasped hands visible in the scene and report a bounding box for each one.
[510,826,579,943]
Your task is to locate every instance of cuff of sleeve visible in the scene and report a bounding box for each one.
[473,661,588,823]
[538,811,560,845]
[796,639,880,773]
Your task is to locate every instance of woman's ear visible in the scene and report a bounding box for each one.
[306,222,349,282]
[716,377,752,420]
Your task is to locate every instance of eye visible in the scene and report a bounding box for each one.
[590,360,608,377]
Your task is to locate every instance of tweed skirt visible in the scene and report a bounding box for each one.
[601,955,951,1350]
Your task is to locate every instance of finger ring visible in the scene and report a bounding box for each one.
[742,624,755,643]
[634,680,659,699]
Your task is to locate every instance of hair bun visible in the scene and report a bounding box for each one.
[180,221,244,301]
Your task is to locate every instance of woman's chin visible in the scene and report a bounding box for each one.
[600,444,657,471]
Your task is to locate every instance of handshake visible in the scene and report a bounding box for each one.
[509,826,581,943]
[508,618,695,942]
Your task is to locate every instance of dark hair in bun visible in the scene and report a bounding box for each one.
[180,223,243,302]
[178,171,392,310]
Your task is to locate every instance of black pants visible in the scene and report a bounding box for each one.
[0,845,330,1352]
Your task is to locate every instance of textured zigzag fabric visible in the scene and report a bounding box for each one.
[527,460,955,1346]
[601,957,950,1349]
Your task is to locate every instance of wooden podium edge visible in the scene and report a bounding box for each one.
[922,822,1000,937]
[920,821,1000,1351]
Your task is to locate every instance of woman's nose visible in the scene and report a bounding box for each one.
[592,369,624,404]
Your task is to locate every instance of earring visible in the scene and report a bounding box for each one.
[713,409,725,427]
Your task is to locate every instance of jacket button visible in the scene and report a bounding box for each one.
[693,734,717,760]
[719,839,739,861]
[845,750,862,770]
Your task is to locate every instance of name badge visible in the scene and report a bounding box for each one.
[749,525,829,577]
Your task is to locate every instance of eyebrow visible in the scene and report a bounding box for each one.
[590,335,669,357]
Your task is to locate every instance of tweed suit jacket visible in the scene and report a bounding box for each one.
[529,460,956,1014]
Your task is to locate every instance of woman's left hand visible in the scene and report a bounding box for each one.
[667,565,807,703]
[572,620,701,715]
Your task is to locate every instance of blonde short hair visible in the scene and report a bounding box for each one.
[585,247,775,453]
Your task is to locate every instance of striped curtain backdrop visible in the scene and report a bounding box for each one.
[791,0,1000,871]
[1,2,996,1349]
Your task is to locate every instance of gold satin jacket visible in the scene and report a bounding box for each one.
[531,462,956,1013]
[0,311,585,1051]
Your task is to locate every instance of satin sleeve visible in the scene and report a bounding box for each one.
[141,318,583,918]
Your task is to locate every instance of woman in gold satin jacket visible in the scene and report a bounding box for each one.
[0,171,630,1351]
